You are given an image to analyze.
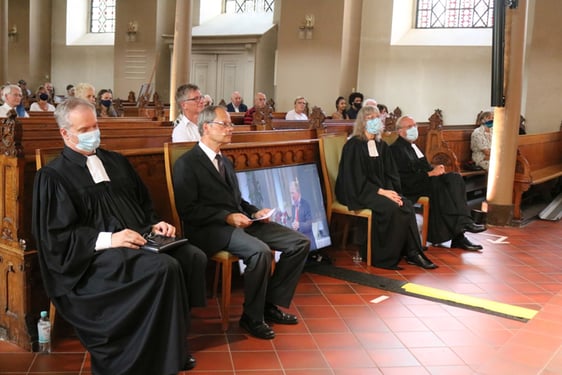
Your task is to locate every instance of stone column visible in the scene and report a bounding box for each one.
[169,0,193,120]
[0,0,8,82]
[485,0,528,225]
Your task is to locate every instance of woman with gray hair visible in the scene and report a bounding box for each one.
[335,105,437,270]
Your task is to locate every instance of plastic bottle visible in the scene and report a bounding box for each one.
[37,310,51,354]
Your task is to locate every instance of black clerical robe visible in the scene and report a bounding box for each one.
[335,136,423,268]
[32,146,205,375]
[390,136,473,243]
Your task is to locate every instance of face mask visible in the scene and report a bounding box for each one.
[484,120,494,128]
[406,126,419,142]
[366,118,383,135]
[39,93,49,101]
[353,102,362,109]
[101,99,112,108]
[70,129,101,152]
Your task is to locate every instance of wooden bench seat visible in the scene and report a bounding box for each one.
[513,130,562,220]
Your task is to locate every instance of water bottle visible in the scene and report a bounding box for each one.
[37,310,51,354]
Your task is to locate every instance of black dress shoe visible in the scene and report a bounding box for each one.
[264,304,298,325]
[406,252,438,269]
[451,235,483,251]
[182,354,196,371]
[463,222,487,233]
[239,313,275,339]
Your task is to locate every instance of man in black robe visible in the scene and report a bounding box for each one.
[32,98,207,375]
[335,105,437,270]
[173,105,309,340]
[389,115,486,250]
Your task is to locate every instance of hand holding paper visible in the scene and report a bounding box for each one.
[252,208,276,222]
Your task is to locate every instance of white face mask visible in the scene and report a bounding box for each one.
[405,126,419,142]
[69,129,101,152]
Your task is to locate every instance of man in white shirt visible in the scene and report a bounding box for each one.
[285,96,308,120]
[226,91,248,113]
[172,83,205,142]
[0,85,29,118]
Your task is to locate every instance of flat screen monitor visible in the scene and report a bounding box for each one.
[236,163,332,251]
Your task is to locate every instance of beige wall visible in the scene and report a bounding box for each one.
[5,0,561,132]
[51,0,114,98]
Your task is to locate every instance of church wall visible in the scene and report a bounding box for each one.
[50,0,114,98]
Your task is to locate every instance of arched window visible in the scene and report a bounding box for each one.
[416,0,494,29]
[90,0,116,33]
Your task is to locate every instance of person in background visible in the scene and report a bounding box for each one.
[32,97,207,373]
[66,84,76,98]
[96,89,118,117]
[173,105,309,341]
[244,92,267,125]
[285,96,308,120]
[172,83,205,142]
[347,92,364,119]
[390,115,486,251]
[0,84,29,117]
[18,79,32,97]
[203,94,213,107]
[331,96,350,120]
[226,91,248,113]
[335,105,437,270]
[74,82,97,105]
[30,86,56,112]
[44,81,63,104]
[377,103,389,123]
[519,115,527,135]
[471,110,494,170]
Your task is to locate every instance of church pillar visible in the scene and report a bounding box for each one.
[0,0,8,82]
[169,0,193,120]
[485,0,528,226]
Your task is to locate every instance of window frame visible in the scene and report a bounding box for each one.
[390,0,492,46]
[66,0,114,46]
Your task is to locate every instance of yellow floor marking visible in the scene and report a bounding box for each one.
[402,283,538,320]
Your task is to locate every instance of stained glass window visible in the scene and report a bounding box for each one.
[90,0,116,33]
[416,0,494,28]
[224,0,274,14]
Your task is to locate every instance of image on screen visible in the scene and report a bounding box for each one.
[236,163,332,251]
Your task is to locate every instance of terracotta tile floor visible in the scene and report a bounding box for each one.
[2,218,562,374]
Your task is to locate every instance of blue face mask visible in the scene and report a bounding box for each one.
[366,118,383,135]
[100,99,112,108]
[71,129,101,152]
[484,119,494,128]
[405,126,419,142]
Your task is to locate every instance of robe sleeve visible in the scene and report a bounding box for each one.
[32,167,99,297]
[389,138,431,193]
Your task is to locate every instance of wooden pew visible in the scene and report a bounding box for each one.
[0,109,320,350]
[513,129,562,220]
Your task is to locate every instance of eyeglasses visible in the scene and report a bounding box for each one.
[184,96,204,102]
[209,121,234,128]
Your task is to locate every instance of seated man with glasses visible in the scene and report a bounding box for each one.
[173,105,310,340]
[172,83,206,142]
[390,115,486,251]
[285,96,309,120]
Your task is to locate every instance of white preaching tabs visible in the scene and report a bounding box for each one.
[367,140,379,157]
[411,143,425,159]
[86,155,111,183]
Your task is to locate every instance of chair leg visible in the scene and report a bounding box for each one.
[220,260,233,331]
[366,216,372,267]
[49,302,57,341]
[212,262,221,298]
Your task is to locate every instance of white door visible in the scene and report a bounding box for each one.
[191,53,253,106]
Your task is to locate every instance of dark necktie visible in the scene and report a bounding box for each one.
[215,154,226,179]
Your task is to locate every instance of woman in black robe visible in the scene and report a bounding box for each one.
[335,105,437,270]
[32,98,207,374]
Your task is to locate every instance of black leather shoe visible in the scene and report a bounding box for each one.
[463,222,487,233]
[451,235,483,251]
[239,313,275,339]
[264,304,298,325]
[182,354,196,371]
[406,252,438,269]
